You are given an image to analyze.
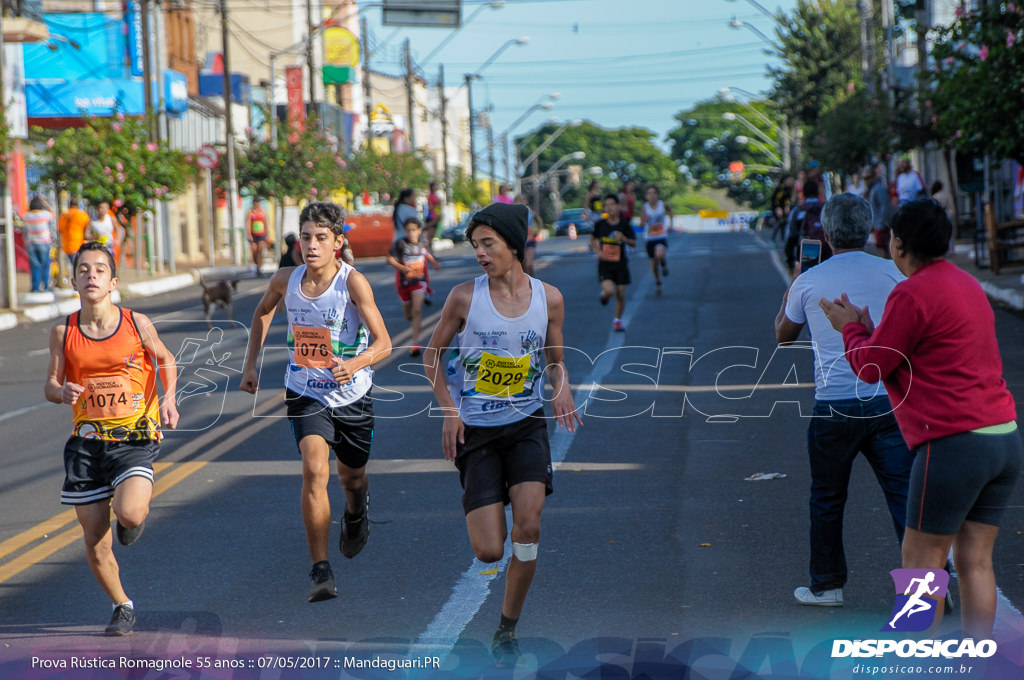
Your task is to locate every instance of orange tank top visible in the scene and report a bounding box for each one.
[64,307,161,441]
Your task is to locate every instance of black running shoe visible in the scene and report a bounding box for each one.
[308,561,338,602]
[116,519,145,546]
[340,497,369,558]
[661,263,669,276]
[491,629,520,667]
[105,604,136,636]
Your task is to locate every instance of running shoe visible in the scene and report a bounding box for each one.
[655,283,663,297]
[409,345,423,358]
[308,561,338,602]
[612,320,625,332]
[105,604,136,636]
[340,496,369,558]
[793,586,843,607]
[115,519,145,546]
[424,293,432,306]
[599,293,611,306]
[661,263,669,276]
[491,629,520,667]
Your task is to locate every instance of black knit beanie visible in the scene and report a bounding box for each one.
[467,203,529,262]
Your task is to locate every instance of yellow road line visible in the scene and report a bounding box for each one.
[0,461,206,585]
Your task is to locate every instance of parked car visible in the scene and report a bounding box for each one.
[553,208,595,237]
[441,216,472,243]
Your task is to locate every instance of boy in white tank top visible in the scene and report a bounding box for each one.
[241,202,392,604]
[424,202,582,667]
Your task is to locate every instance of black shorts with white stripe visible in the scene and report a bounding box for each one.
[61,437,159,505]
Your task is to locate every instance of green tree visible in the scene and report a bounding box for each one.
[236,121,348,201]
[449,165,486,208]
[666,97,781,208]
[929,3,1024,165]
[0,108,11,185]
[769,0,862,128]
[806,86,892,173]
[36,114,191,220]
[516,121,681,219]
[341,145,429,200]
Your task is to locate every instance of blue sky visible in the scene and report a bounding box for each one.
[364,0,801,148]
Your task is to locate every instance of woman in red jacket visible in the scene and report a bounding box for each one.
[820,199,1021,639]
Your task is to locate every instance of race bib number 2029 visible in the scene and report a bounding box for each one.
[475,352,530,397]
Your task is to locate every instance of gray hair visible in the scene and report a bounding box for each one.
[822,193,872,250]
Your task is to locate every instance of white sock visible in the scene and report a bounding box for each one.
[114,599,134,611]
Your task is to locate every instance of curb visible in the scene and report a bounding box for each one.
[980,281,1024,312]
[2,265,252,330]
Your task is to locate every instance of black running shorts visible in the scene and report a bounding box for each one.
[455,409,552,514]
[286,389,374,469]
[598,261,631,286]
[907,429,1023,535]
[645,238,668,258]
[61,437,159,505]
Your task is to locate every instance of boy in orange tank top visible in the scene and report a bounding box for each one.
[43,241,179,636]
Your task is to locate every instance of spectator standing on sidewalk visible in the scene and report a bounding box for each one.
[776,193,911,608]
[866,166,892,259]
[24,196,55,293]
[59,199,91,273]
[895,157,926,205]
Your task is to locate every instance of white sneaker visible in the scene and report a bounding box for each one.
[794,586,843,607]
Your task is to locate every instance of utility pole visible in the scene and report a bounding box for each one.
[438,64,450,201]
[220,0,240,265]
[361,16,372,145]
[858,0,875,93]
[306,0,316,107]
[466,74,476,182]
[140,0,156,142]
[487,121,495,195]
[403,38,415,152]
[0,12,16,311]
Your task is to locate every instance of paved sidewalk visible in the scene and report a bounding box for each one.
[0,238,460,332]
[0,262,256,331]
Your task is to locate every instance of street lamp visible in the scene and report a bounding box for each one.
[466,36,530,181]
[418,1,506,67]
[498,94,559,189]
[724,0,779,22]
[723,112,776,147]
[721,86,791,170]
[735,135,783,166]
[728,16,778,48]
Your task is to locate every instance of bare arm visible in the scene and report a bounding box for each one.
[44,321,78,405]
[775,280,805,344]
[340,270,392,379]
[543,284,582,432]
[423,282,473,461]
[239,268,290,393]
[135,312,179,430]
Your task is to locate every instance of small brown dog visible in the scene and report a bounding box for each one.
[199,277,239,328]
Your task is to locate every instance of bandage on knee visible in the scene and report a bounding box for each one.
[512,541,538,562]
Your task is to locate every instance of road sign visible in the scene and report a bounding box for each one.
[197,144,219,170]
[382,0,460,28]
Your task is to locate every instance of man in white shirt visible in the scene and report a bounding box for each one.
[895,158,925,205]
[775,193,913,607]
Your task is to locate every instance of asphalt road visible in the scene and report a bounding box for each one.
[2,231,1024,679]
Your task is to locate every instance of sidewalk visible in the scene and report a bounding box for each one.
[0,239,460,332]
[0,258,256,331]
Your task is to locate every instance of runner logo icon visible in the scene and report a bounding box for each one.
[883,568,949,632]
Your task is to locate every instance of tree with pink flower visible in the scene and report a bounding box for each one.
[930,3,1024,166]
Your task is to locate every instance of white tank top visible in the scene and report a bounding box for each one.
[642,200,668,240]
[447,274,548,427]
[284,263,372,407]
